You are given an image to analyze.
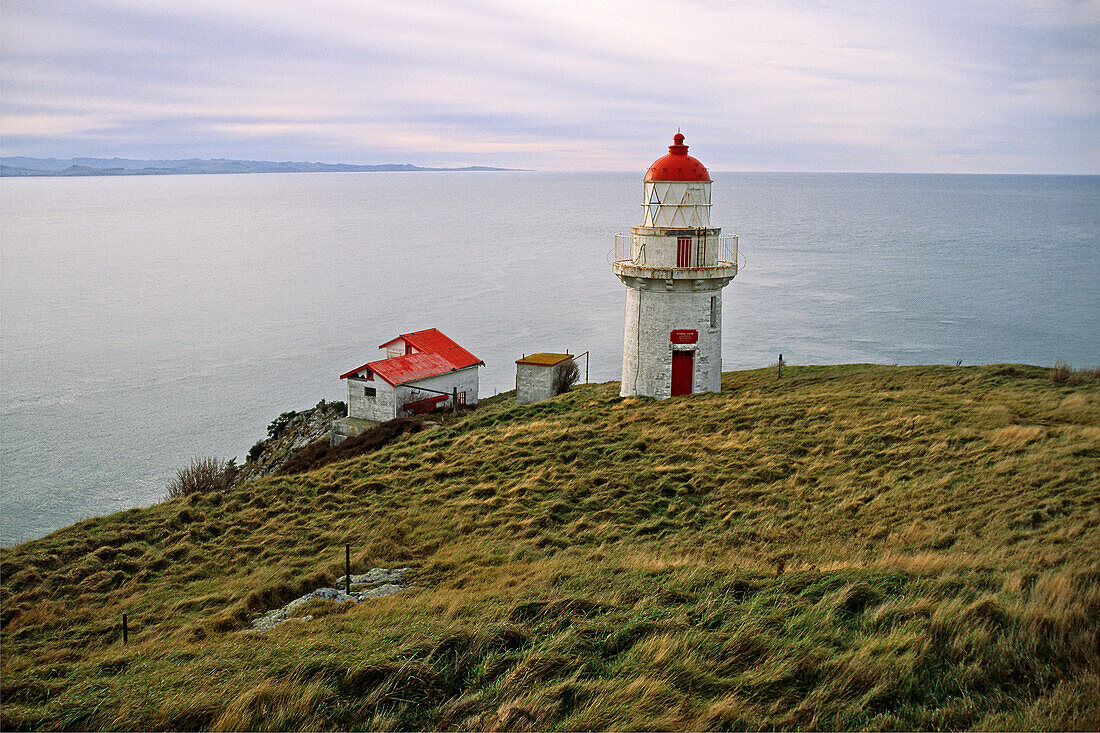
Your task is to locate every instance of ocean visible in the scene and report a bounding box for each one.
[1,171,1097,546]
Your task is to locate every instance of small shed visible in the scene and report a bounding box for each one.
[516,352,574,404]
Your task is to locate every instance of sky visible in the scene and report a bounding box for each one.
[2,0,1098,172]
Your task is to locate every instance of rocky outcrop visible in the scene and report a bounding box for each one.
[237,400,346,482]
[251,568,411,631]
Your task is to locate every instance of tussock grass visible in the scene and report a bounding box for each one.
[1051,360,1100,386]
[165,456,235,499]
[2,364,1098,730]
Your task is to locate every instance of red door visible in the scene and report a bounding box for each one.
[671,350,694,396]
[676,237,691,267]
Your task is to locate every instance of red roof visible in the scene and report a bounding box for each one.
[379,328,482,370]
[373,353,458,386]
[341,328,482,385]
[645,133,710,182]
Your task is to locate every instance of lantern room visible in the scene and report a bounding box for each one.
[642,133,712,228]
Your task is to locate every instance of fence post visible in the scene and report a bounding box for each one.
[778,353,783,380]
[122,613,128,644]
[452,387,458,415]
[345,544,351,595]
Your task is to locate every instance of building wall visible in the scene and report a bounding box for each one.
[384,338,420,359]
[395,366,480,415]
[347,377,397,421]
[516,363,559,404]
[347,366,480,421]
[621,284,725,399]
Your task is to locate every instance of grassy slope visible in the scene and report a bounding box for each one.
[2,365,1098,731]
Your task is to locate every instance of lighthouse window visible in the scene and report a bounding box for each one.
[710,296,719,327]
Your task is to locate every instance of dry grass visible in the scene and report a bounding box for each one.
[2,364,1098,730]
[165,456,234,499]
[987,424,1045,448]
[1051,360,1100,385]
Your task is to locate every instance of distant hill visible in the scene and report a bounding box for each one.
[0,157,525,177]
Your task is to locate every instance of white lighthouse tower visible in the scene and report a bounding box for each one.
[613,133,739,399]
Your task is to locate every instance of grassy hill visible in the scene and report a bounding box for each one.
[2,364,1098,731]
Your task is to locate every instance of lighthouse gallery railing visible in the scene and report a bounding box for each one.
[614,232,738,270]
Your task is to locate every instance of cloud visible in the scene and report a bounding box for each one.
[2,0,1097,171]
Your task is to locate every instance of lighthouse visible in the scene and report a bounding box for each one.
[613,133,739,399]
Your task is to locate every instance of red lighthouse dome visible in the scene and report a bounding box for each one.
[644,133,710,182]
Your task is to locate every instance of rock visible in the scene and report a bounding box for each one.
[240,401,347,481]
[251,567,411,631]
[334,567,410,589]
[359,583,402,599]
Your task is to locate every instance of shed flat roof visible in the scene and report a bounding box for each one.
[516,352,573,366]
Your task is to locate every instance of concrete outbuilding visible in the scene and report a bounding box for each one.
[515,352,574,404]
[612,133,740,399]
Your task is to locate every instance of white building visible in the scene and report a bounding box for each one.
[612,133,740,399]
[339,328,483,422]
[515,352,574,404]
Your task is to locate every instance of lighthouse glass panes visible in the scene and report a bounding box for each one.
[642,181,711,227]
